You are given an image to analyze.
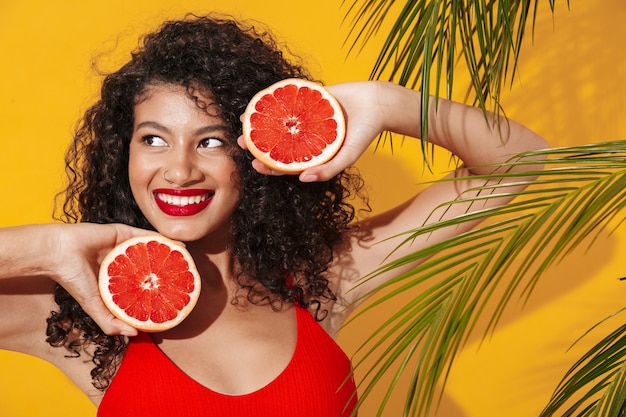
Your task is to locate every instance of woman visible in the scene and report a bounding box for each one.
[0,14,547,416]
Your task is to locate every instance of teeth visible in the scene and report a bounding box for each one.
[157,193,210,206]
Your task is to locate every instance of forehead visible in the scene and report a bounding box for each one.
[134,83,225,125]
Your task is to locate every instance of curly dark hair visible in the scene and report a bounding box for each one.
[46,13,366,391]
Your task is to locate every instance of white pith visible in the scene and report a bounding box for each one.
[142,273,160,290]
[285,116,300,134]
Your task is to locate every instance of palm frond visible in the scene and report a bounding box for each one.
[539,311,626,417]
[347,141,626,416]
[342,0,567,147]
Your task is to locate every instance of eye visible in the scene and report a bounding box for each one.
[198,138,224,149]
[142,135,168,147]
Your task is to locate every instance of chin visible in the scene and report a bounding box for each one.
[154,227,207,243]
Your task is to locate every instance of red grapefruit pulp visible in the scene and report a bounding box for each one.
[98,235,201,332]
[242,78,346,173]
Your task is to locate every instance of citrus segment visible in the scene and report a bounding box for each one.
[242,78,346,173]
[98,235,201,332]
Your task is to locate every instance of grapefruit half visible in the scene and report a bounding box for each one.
[242,78,346,173]
[98,235,201,332]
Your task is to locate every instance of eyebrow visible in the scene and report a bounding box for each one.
[134,121,230,136]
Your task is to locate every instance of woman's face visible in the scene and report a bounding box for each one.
[128,83,241,243]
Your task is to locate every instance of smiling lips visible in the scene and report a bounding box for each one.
[153,188,214,216]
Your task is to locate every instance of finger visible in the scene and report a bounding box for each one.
[237,135,248,150]
[299,143,361,182]
[100,313,139,337]
[238,137,290,177]
[111,224,159,246]
[81,293,138,336]
[250,159,290,176]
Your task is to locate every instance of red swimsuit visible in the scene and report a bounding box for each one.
[98,306,358,416]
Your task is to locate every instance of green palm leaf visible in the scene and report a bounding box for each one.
[539,311,626,417]
[340,1,625,415]
[345,141,626,416]
[342,0,568,143]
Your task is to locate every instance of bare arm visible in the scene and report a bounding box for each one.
[315,82,547,330]
[0,223,149,354]
[237,80,547,333]
[308,81,544,180]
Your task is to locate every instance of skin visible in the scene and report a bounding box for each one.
[129,84,241,244]
[0,80,548,406]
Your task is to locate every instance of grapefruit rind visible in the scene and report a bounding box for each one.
[242,78,346,174]
[98,235,201,332]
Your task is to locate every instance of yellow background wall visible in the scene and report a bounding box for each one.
[1,0,625,416]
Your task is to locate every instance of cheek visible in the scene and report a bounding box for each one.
[224,159,243,195]
[127,152,154,197]
[216,158,242,210]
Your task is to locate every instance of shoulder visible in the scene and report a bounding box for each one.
[323,188,450,331]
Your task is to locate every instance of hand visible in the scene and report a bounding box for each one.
[238,81,388,182]
[300,82,387,181]
[46,223,156,336]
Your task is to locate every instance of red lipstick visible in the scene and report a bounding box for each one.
[153,188,213,216]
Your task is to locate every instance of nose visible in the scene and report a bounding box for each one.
[162,149,203,187]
